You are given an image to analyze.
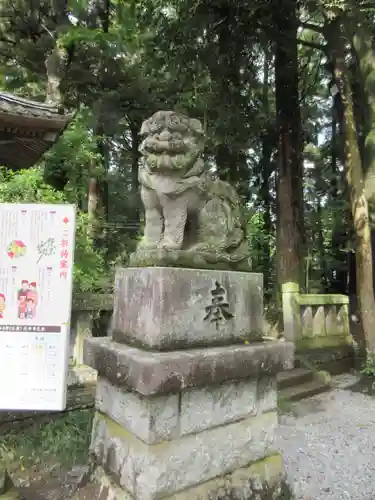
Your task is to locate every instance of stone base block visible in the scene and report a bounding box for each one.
[95,374,277,445]
[91,453,288,500]
[83,337,294,396]
[85,331,294,499]
[112,267,263,349]
[91,411,279,500]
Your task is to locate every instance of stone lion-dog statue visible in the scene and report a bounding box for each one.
[130,110,249,270]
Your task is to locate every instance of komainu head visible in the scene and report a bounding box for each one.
[139,111,205,174]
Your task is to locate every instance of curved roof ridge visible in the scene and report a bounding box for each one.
[0,92,60,112]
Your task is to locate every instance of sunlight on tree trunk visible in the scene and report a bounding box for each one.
[45,41,68,106]
[87,177,99,239]
[326,16,375,352]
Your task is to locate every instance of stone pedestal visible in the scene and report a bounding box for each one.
[83,267,294,500]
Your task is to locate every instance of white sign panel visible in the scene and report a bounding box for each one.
[0,203,76,411]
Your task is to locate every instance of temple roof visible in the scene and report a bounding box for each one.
[0,92,74,169]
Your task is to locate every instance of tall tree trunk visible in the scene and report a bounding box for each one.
[92,119,110,255]
[129,121,141,233]
[88,0,111,257]
[352,26,375,294]
[325,16,375,352]
[330,91,349,293]
[259,46,275,298]
[273,0,304,290]
[259,131,274,297]
[314,163,329,292]
[87,177,99,238]
[45,41,67,106]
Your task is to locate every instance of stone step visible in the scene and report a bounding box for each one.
[276,368,313,390]
[279,379,330,402]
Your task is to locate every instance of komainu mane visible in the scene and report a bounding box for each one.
[130,110,249,270]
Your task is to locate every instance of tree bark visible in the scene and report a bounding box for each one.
[325,17,375,352]
[45,0,72,106]
[129,120,141,232]
[260,46,275,297]
[273,0,304,289]
[352,26,375,294]
[329,90,349,293]
[89,0,111,257]
[87,177,99,238]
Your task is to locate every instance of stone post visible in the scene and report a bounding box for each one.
[84,267,294,500]
[281,281,301,343]
[73,311,93,366]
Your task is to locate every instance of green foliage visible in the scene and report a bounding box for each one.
[43,109,102,204]
[0,168,65,203]
[361,351,375,378]
[0,0,371,307]
[0,409,94,471]
[247,211,274,270]
[0,168,108,293]
[74,212,110,292]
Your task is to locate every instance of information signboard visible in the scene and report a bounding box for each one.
[0,203,76,411]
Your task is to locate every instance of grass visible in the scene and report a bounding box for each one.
[0,409,94,475]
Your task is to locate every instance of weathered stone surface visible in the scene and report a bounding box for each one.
[129,248,251,272]
[180,380,258,436]
[91,453,288,499]
[67,366,97,387]
[95,376,276,442]
[325,305,337,337]
[312,306,325,337]
[65,465,91,488]
[91,411,278,500]
[258,377,278,414]
[83,337,294,396]
[336,304,350,335]
[301,305,313,339]
[96,377,179,444]
[93,468,133,499]
[130,111,249,269]
[170,453,287,500]
[112,267,263,349]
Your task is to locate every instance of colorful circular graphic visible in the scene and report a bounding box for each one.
[7,240,26,259]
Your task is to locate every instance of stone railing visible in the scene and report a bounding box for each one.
[282,282,351,352]
[70,293,113,366]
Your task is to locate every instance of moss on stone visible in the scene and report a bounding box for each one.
[96,411,279,452]
[296,334,352,351]
[297,294,349,306]
[315,370,331,385]
[91,453,293,499]
[111,328,265,352]
[0,493,21,500]
[171,452,291,499]
[281,282,299,293]
[128,248,250,272]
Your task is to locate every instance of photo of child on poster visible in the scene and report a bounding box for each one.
[17,280,38,319]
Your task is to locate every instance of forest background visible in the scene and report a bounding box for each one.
[1,0,375,350]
